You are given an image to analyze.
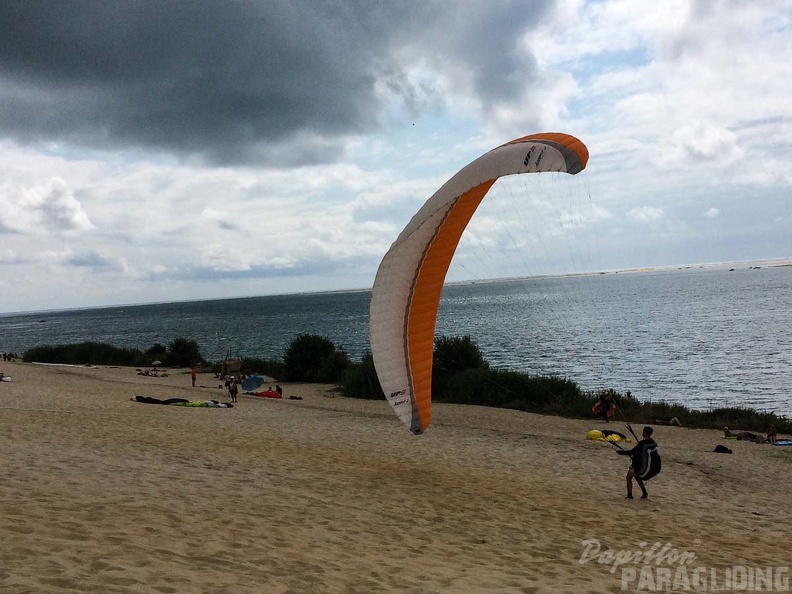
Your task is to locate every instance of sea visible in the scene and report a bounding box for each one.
[2,265,791,418]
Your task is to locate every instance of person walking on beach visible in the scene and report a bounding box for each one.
[617,426,661,499]
[191,367,197,387]
[229,381,238,403]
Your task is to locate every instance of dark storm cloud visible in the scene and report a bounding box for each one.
[412,3,547,102]
[0,0,551,166]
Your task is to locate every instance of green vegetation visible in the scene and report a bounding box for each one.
[23,339,207,368]
[22,334,791,434]
[433,335,489,375]
[616,392,792,433]
[166,338,204,368]
[283,333,352,383]
[340,352,384,400]
[232,357,285,380]
[339,335,792,434]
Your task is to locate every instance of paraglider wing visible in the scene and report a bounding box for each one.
[369,133,589,435]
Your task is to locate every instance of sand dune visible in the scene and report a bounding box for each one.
[0,361,789,593]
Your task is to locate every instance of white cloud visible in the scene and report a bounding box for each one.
[560,203,613,230]
[36,178,94,231]
[704,207,720,218]
[627,207,665,222]
[0,177,93,233]
[670,122,743,164]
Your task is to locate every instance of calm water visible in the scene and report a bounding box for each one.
[2,267,791,417]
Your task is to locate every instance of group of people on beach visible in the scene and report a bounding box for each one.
[192,368,287,404]
[0,351,15,381]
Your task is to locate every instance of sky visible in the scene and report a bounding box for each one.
[0,0,790,314]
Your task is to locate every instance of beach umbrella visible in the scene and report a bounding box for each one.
[242,375,264,391]
[151,360,162,366]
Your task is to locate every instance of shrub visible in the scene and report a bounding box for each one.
[283,334,351,382]
[167,338,205,367]
[316,349,352,383]
[146,343,168,364]
[340,352,385,400]
[22,338,207,368]
[433,367,581,413]
[239,357,285,380]
[433,335,489,377]
[23,342,149,367]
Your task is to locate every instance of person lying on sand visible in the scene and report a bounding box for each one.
[723,427,760,441]
[653,417,682,426]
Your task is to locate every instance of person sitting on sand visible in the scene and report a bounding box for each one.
[766,424,778,444]
[617,426,661,499]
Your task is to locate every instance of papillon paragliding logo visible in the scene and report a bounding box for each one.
[369,133,589,435]
[579,539,790,592]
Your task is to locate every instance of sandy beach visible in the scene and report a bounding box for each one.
[1,361,790,593]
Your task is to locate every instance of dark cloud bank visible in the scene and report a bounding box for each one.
[0,0,550,166]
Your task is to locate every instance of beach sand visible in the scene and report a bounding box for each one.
[1,361,790,593]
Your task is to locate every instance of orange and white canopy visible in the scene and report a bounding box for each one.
[369,133,589,434]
